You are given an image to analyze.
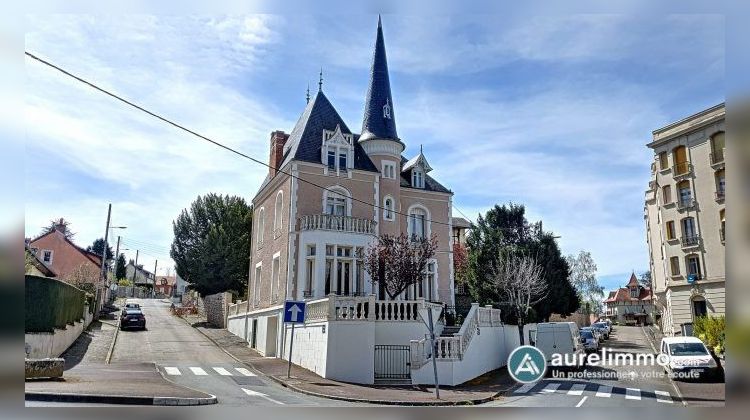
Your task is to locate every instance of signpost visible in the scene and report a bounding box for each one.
[283,300,306,378]
[418,305,442,399]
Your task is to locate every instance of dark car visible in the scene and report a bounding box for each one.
[120,309,146,330]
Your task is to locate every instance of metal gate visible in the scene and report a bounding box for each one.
[374,345,411,381]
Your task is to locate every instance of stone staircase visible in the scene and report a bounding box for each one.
[440,326,461,337]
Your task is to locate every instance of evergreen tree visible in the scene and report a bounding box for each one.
[170,194,252,296]
[115,253,127,280]
[88,238,114,268]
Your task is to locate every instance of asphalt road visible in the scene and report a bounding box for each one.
[487,326,693,407]
[111,298,356,407]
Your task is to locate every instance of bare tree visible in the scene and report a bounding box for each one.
[64,263,99,294]
[492,254,547,345]
[364,233,438,300]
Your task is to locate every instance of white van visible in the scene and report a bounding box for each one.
[533,322,586,368]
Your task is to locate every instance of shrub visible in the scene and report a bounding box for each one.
[693,315,725,353]
[118,279,133,287]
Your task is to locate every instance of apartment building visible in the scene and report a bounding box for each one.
[644,103,725,336]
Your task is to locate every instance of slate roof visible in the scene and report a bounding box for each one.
[278,91,378,173]
[359,16,401,144]
[399,157,451,193]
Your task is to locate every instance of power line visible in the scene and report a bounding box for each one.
[26,51,515,232]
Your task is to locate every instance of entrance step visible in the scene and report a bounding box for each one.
[440,326,461,337]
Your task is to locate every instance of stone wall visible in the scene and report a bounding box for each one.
[203,292,232,328]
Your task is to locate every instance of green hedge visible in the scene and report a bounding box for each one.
[25,275,86,333]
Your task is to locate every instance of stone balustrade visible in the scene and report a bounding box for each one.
[298,214,377,235]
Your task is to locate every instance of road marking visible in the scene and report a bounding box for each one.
[567,384,586,396]
[212,367,233,376]
[242,388,284,405]
[541,383,560,393]
[655,390,673,404]
[625,388,641,400]
[595,385,612,398]
[514,383,535,394]
[235,367,256,377]
[189,367,208,376]
[164,367,181,375]
[575,396,588,407]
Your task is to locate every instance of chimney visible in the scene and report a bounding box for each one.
[269,130,289,176]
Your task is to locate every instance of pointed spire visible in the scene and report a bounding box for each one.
[318,68,324,91]
[360,15,400,144]
[306,84,310,104]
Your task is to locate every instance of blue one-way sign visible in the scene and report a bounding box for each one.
[283,300,306,324]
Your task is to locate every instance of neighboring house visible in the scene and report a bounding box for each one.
[173,273,188,297]
[602,273,654,326]
[451,217,472,306]
[451,217,471,247]
[227,18,510,387]
[154,275,176,296]
[25,245,57,277]
[125,262,154,286]
[644,103,725,335]
[28,219,102,284]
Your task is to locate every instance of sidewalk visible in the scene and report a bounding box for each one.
[189,319,516,406]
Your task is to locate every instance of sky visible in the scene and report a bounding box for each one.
[24,14,724,291]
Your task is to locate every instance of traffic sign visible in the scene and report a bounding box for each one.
[284,300,306,324]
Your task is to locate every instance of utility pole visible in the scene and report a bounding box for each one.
[153,260,158,298]
[113,236,121,276]
[96,204,112,320]
[132,250,139,282]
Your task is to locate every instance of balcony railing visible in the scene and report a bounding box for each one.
[303,290,314,298]
[677,198,696,210]
[716,190,725,202]
[298,214,377,234]
[681,235,701,249]
[710,149,725,166]
[720,228,725,243]
[673,162,692,178]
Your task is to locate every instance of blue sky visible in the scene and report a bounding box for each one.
[24,14,724,291]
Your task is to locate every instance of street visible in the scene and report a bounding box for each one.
[109,298,354,407]
[489,325,722,407]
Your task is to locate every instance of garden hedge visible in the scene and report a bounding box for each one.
[25,275,86,333]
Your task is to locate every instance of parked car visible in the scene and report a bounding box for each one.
[579,329,599,354]
[592,322,609,340]
[534,322,586,368]
[581,326,602,343]
[660,336,723,381]
[120,308,146,330]
[124,301,141,310]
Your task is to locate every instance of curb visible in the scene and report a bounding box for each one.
[25,392,217,406]
[641,325,688,407]
[182,316,504,406]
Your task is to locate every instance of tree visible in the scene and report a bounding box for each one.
[364,233,438,299]
[566,250,604,315]
[41,218,75,240]
[170,194,252,297]
[87,238,114,268]
[115,253,127,280]
[491,254,547,345]
[64,263,99,294]
[639,270,652,288]
[466,203,578,323]
[453,242,470,287]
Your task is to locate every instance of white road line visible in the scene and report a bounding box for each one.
[212,367,233,376]
[626,388,641,400]
[189,367,208,376]
[655,390,673,404]
[595,385,612,398]
[514,383,535,394]
[235,367,256,377]
[242,388,284,405]
[164,367,181,376]
[575,396,588,407]
[541,383,560,393]
[567,384,586,396]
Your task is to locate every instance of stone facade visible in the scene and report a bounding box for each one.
[203,292,232,328]
[644,103,725,335]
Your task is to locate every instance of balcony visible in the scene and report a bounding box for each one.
[710,149,725,168]
[303,290,314,298]
[681,235,701,249]
[298,214,377,235]
[720,227,725,244]
[715,189,725,202]
[676,198,696,211]
[672,162,692,179]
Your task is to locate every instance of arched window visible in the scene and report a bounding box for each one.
[383,196,394,221]
[720,209,725,243]
[715,169,725,200]
[711,131,725,164]
[274,191,284,232]
[677,180,692,207]
[408,206,429,239]
[324,186,350,216]
[257,207,265,246]
[672,145,689,175]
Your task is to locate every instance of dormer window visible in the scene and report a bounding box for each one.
[321,125,353,174]
[412,169,424,189]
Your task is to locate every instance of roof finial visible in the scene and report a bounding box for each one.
[306,83,310,104]
[378,14,382,28]
[318,68,323,91]
[420,144,423,155]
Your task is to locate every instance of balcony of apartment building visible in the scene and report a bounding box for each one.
[672,161,693,180]
[681,235,701,250]
[710,148,725,169]
[676,197,696,211]
[298,213,377,235]
[720,227,725,244]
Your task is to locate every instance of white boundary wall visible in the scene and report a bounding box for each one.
[25,305,93,359]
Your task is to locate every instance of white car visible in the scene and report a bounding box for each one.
[660,336,722,381]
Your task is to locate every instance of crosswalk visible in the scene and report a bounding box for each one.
[513,381,675,404]
[161,366,257,377]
